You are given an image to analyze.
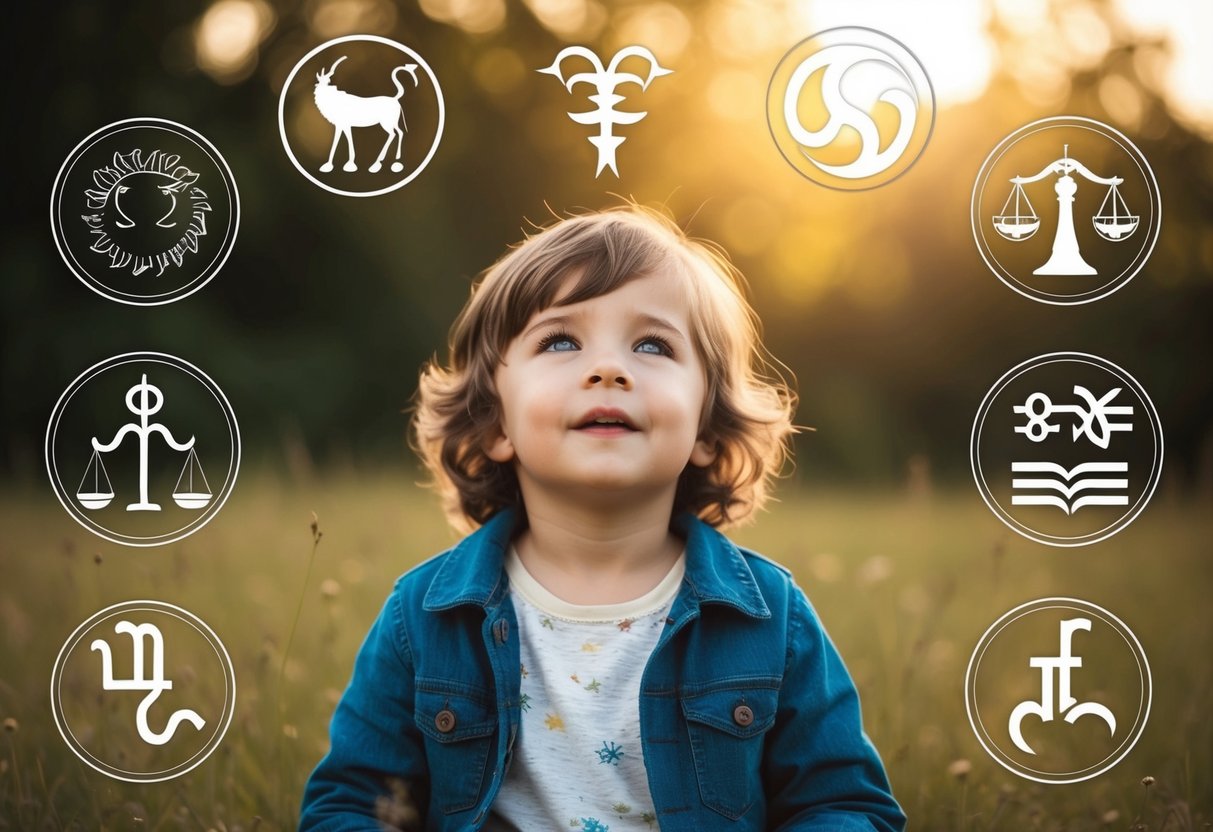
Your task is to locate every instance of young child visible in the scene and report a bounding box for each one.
[300,207,905,831]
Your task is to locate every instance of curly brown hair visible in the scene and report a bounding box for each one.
[411,206,797,533]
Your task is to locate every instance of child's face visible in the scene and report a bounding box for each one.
[486,270,717,506]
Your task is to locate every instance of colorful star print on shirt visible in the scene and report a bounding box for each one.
[483,548,683,831]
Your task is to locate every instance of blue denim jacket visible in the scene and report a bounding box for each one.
[301,509,905,831]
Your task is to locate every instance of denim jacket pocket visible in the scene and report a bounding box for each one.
[680,680,779,820]
[414,680,497,814]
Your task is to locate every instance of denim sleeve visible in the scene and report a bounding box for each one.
[300,587,426,831]
[763,584,906,832]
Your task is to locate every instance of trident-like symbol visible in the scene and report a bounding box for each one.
[538,46,672,178]
[1008,618,1116,756]
[91,620,206,746]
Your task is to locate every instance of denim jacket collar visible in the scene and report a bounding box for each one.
[422,507,771,620]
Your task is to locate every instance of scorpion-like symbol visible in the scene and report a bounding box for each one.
[538,46,672,178]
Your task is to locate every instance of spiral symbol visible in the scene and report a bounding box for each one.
[767,27,934,190]
[784,44,917,180]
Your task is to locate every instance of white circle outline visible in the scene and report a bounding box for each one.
[970,116,1161,306]
[44,351,241,547]
[765,25,936,191]
[970,351,1163,547]
[277,34,446,197]
[964,597,1151,784]
[49,600,237,783]
[48,117,240,307]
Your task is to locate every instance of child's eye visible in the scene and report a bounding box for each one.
[635,335,674,357]
[537,331,578,352]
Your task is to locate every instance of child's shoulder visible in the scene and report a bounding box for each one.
[731,542,827,626]
[389,545,464,601]
[735,545,794,580]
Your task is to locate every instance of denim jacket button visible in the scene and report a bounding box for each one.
[434,708,457,733]
[493,618,509,644]
[733,704,754,727]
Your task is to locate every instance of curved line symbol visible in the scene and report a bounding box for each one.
[783,43,917,180]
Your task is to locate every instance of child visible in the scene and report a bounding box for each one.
[300,207,905,831]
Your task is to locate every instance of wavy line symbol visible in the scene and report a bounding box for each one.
[1011,461,1128,514]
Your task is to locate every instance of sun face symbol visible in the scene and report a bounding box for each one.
[82,149,211,277]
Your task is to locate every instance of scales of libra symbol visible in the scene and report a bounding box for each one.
[992,143,1139,275]
[77,374,212,512]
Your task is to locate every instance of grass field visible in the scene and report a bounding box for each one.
[1,470,1209,830]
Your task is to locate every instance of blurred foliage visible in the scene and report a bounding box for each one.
[2,0,1211,492]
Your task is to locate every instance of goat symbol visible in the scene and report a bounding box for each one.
[313,56,420,174]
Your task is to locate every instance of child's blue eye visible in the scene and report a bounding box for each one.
[538,331,578,352]
[635,335,674,357]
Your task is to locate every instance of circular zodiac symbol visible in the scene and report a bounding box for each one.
[50,119,239,305]
[767,27,934,190]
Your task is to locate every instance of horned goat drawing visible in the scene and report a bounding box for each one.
[313,56,419,173]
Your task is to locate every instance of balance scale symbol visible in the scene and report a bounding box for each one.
[76,374,212,512]
[992,144,1139,275]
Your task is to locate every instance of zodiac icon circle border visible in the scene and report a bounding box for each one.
[964,597,1151,784]
[970,351,1163,548]
[970,116,1162,305]
[49,117,241,306]
[765,26,936,191]
[44,351,241,548]
[277,34,446,198]
[50,599,237,783]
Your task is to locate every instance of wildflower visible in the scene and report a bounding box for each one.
[320,579,341,600]
[1101,809,1120,825]
[857,555,893,586]
[282,724,299,739]
[2,717,17,733]
[94,553,103,565]
[947,758,971,781]
[310,511,323,543]
[1141,775,1155,787]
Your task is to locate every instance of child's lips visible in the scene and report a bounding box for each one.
[574,407,638,431]
[575,424,637,436]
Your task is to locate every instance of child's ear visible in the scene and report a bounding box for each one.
[484,426,515,463]
[689,436,718,468]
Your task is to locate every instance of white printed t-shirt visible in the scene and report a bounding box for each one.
[485,548,685,832]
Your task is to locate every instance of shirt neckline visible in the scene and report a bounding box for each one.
[505,546,685,623]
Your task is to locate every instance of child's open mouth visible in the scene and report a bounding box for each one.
[574,408,638,433]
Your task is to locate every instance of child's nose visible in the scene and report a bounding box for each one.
[585,356,632,389]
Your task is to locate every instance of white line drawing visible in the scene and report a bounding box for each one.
[1014,386,1133,449]
[1008,618,1116,756]
[1011,461,1129,514]
[47,353,240,547]
[81,149,211,277]
[50,118,239,306]
[51,600,237,782]
[279,36,445,198]
[966,598,1150,784]
[993,144,1138,275]
[970,352,1163,547]
[87,374,206,512]
[766,27,934,190]
[993,143,1138,275]
[91,620,206,746]
[538,45,672,178]
[782,44,916,180]
[312,55,420,174]
[972,118,1160,305]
